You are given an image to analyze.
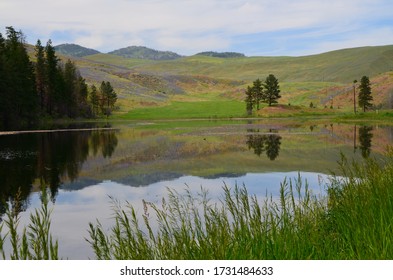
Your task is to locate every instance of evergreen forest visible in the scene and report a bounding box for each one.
[0,27,116,130]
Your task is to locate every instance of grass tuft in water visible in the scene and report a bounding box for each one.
[0,188,58,260]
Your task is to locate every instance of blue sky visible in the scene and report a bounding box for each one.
[1,0,393,56]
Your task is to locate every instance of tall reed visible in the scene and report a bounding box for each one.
[0,188,58,260]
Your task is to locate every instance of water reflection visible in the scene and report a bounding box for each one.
[246,129,282,160]
[359,126,373,158]
[0,121,392,259]
[0,129,118,217]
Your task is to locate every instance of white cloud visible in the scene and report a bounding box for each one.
[1,0,392,55]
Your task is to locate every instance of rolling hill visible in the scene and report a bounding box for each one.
[108,46,182,60]
[33,44,393,113]
[55,43,100,57]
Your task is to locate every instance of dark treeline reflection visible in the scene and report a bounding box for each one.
[246,129,282,160]
[0,129,118,218]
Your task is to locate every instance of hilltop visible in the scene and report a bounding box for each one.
[54,43,100,57]
[108,46,182,60]
[196,51,245,58]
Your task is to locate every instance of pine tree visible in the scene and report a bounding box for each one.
[35,39,46,112]
[44,39,61,116]
[263,74,281,106]
[252,78,264,110]
[358,75,373,112]
[63,59,78,117]
[99,81,117,117]
[245,86,254,115]
[89,85,100,117]
[0,27,37,128]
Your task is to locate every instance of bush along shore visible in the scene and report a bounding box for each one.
[1,152,393,260]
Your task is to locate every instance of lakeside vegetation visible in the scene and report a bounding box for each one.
[1,152,393,259]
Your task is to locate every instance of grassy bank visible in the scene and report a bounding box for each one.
[2,153,393,259]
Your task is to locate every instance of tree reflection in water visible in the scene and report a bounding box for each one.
[358,126,373,158]
[0,129,118,218]
[246,129,282,161]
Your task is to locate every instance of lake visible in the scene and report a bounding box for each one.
[0,119,391,259]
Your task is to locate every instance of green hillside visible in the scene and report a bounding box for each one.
[129,45,393,83]
[30,44,393,116]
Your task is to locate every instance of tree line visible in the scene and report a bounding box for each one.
[0,26,117,130]
[245,74,281,115]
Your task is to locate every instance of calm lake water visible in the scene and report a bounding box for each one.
[0,120,391,259]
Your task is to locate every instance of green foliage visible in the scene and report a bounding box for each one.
[263,74,281,106]
[99,81,117,117]
[358,75,373,112]
[0,188,58,260]
[89,84,100,117]
[252,78,264,110]
[0,26,98,127]
[244,74,281,113]
[0,26,37,129]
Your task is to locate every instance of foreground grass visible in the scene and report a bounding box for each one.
[87,153,393,260]
[2,153,393,259]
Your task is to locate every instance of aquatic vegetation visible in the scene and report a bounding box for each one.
[2,152,393,259]
[86,153,393,259]
[0,188,58,260]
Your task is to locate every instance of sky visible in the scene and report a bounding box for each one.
[1,0,393,56]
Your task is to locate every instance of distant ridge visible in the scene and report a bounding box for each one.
[196,51,246,58]
[108,46,182,60]
[54,43,100,57]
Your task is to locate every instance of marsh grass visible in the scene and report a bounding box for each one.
[87,153,393,260]
[0,188,58,260]
[2,153,393,259]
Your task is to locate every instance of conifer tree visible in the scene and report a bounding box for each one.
[89,85,100,117]
[44,39,60,116]
[358,75,373,112]
[35,39,46,112]
[263,74,281,106]
[99,81,117,117]
[0,27,37,128]
[252,78,264,110]
[245,86,254,115]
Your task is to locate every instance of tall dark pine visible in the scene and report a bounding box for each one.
[63,59,78,117]
[35,40,46,112]
[99,81,117,117]
[245,86,254,115]
[0,33,5,125]
[44,39,61,116]
[252,78,264,110]
[263,74,281,106]
[0,27,37,129]
[358,75,372,112]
